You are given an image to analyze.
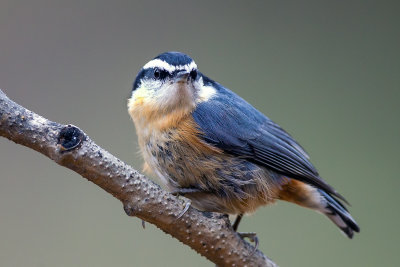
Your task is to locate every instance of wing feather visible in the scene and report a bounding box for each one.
[193,79,347,203]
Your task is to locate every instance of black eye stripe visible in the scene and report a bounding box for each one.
[190,69,197,80]
[152,68,169,80]
[133,66,197,92]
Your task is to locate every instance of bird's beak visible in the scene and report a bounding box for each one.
[174,70,190,83]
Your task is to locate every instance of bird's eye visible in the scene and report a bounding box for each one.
[154,68,161,79]
[190,69,197,80]
[153,68,169,80]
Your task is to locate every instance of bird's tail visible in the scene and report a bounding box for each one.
[318,189,360,238]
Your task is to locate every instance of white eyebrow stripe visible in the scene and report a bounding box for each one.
[143,59,175,72]
[143,59,197,73]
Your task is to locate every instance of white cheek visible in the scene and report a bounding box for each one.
[142,79,162,91]
[130,80,161,102]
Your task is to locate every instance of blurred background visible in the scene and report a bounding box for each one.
[0,1,399,266]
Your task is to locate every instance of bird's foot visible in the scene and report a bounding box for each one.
[237,232,259,255]
[171,188,197,220]
[171,187,201,196]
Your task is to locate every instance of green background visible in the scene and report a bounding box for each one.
[0,1,399,266]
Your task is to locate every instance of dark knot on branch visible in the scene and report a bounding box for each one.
[57,125,85,152]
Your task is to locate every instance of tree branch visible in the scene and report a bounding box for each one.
[0,89,277,267]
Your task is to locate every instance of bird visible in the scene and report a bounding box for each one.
[127,51,360,243]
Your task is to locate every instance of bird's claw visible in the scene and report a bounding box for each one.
[176,201,191,219]
[238,232,259,255]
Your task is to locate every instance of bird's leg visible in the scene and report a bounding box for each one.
[232,214,243,231]
[171,187,201,219]
[232,214,259,254]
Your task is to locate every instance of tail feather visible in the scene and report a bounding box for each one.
[318,189,360,238]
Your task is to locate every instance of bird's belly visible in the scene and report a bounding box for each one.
[142,130,285,214]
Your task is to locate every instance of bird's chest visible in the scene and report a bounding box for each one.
[140,124,219,190]
[141,129,181,187]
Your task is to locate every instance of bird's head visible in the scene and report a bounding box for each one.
[128,52,206,123]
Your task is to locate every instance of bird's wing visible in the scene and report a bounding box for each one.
[192,81,347,203]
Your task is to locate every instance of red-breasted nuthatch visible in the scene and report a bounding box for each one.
[127,52,359,241]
